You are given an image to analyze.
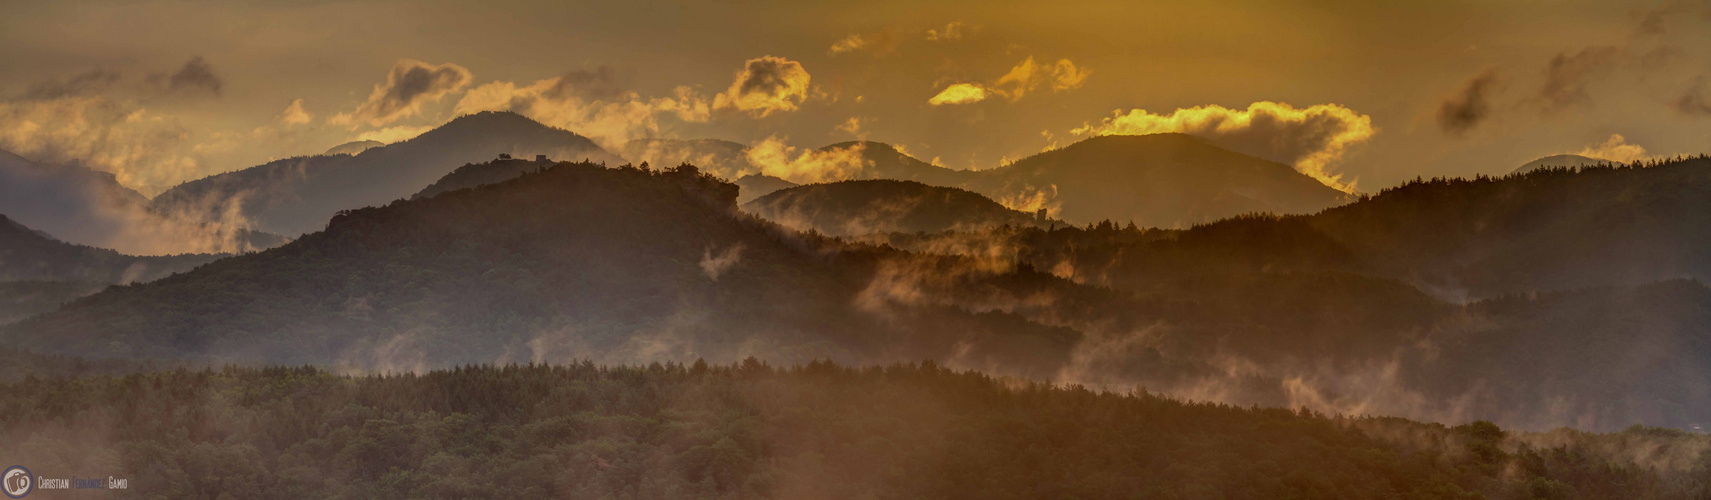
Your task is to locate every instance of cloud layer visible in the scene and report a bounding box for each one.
[1073,102,1375,192]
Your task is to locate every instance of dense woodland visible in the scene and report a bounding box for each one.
[2,360,1707,499]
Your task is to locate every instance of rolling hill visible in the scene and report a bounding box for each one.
[0,213,222,323]
[149,111,623,237]
[9,161,1076,374]
[743,179,1054,236]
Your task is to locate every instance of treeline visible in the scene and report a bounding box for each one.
[1,360,1707,499]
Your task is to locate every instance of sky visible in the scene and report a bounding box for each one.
[1,0,1709,195]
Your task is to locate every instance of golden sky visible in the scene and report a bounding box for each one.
[1,0,1708,195]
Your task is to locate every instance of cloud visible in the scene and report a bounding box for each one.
[929,83,989,105]
[835,116,869,139]
[16,69,121,101]
[1676,77,1711,116]
[278,98,312,126]
[453,68,709,148]
[1072,101,1375,192]
[332,59,472,127]
[1437,69,1501,136]
[992,57,1090,101]
[830,34,870,54]
[926,21,968,41]
[744,136,869,184]
[699,244,744,280]
[1536,46,1621,113]
[0,92,200,195]
[149,56,222,98]
[1050,59,1091,91]
[1574,133,1651,163]
[714,56,811,118]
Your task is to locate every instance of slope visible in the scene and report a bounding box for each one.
[149,111,624,236]
[10,162,1077,373]
[964,134,1350,227]
[743,179,1053,236]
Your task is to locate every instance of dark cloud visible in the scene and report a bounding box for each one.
[1677,77,1711,116]
[714,56,811,117]
[16,69,121,101]
[1436,70,1500,136]
[543,66,627,102]
[149,56,222,97]
[1537,46,1621,113]
[337,59,472,127]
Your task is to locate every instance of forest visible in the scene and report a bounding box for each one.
[2,359,1708,499]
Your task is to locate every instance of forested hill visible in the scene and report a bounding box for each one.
[7,161,1078,372]
[1,361,1705,499]
[148,111,624,237]
[742,179,1056,236]
[0,213,220,283]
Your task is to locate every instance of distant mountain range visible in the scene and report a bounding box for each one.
[622,135,1350,228]
[150,111,622,237]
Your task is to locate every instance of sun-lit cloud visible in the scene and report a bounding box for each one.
[278,98,312,126]
[332,59,472,127]
[1574,133,1651,163]
[0,93,199,195]
[835,116,869,140]
[928,83,989,106]
[453,68,709,149]
[992,57,1090,101]
[1073,101,1375,192]
[830,34,870,55]
[926,21,968,41]
[744,136,868,184]
[714,56,811,118]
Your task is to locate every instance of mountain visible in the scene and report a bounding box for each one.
[743,179,1054,236]
[1512,154,1613,174]
[961,134,1350,227]
[410,156,556,199]
[0,213,218,283]
[824,141,974,187]
[324,140,385,156]
[149,111,624,237]
[0,213,221,323]
[10,161,1076,373]
[0,148,280,254]
[734,174,796,203]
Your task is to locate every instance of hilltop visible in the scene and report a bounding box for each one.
[743,179,1054,236]
[149,111,623,237]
